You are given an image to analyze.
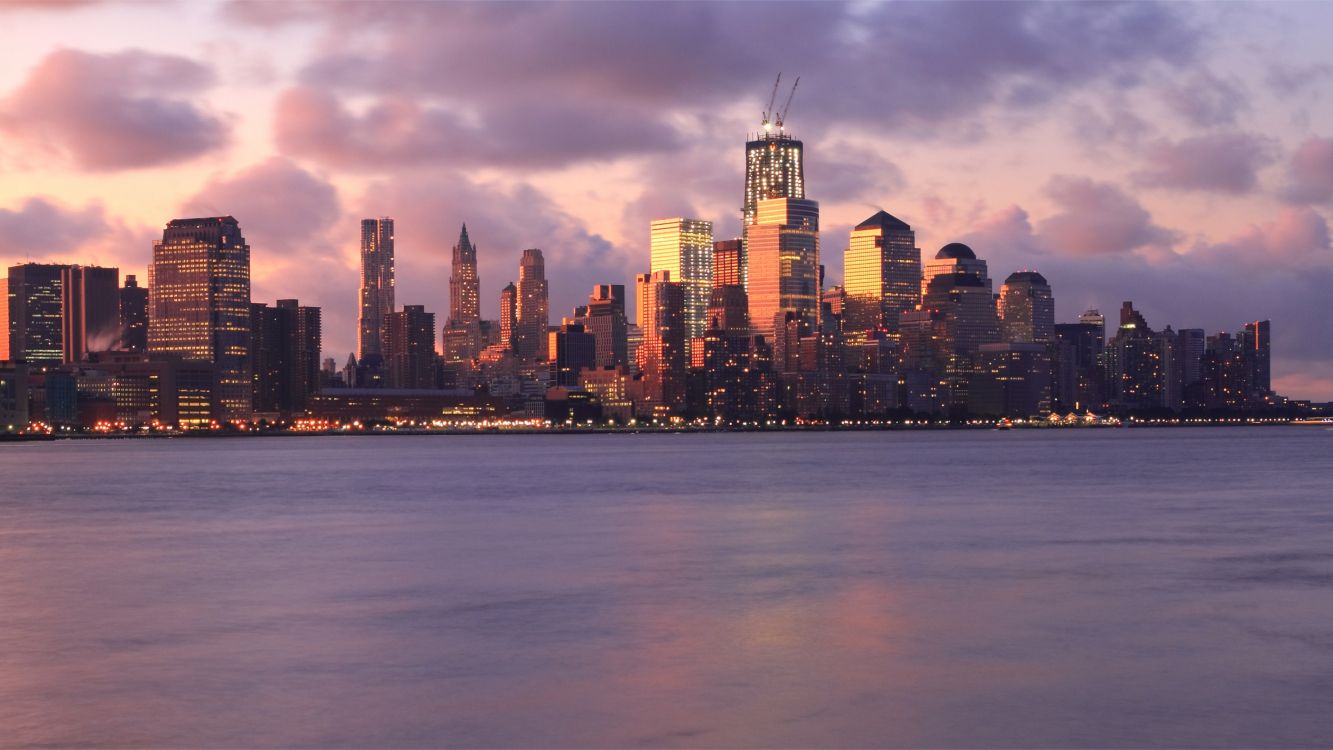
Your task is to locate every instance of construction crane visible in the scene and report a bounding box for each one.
[762,73,782,131]
[775,76,800,130]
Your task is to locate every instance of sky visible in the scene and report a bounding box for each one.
[2,0,1332,399]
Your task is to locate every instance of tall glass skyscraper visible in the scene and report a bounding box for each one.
[514,249,549,361]
[6,263,67,366]
[448,223,480,327]
[358,217,395,359]
[742,124,804,290]
[650,218,713,359]
[148,216,252,421]
[119,274,149,353]
[998,271,1055,344]
[842,210,920,343]
[745,197,820,343]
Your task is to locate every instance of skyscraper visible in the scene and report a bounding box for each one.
[358,217,395,359]
[843,210,920,343]
[636,270,686,413]
[149,216,252,421]
[713,239,743,287]
[998,271,1055,344]
[514,249,549,361]
[119,274,148,353]
[922,243,990,298]
[650,218,713,359]
[742,96,805,289]
[499,281,517,350]
[744,122,805,227]
[584,284,628,368]
[383,305,436,389]
[61,265,120,363]
[6,263,66,366]
[1240,320,1271,396]
[448,224,481,327]
[745,197,820,343]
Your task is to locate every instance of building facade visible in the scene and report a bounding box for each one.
[61,265,120,363]
[514,249,549,361]
[358,217,395,359]
[650,218,714,360]
[843,210,920,343]
[745,197,820,343]
[148,216,252,421]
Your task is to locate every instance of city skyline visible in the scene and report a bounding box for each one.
[2,2,1333,399]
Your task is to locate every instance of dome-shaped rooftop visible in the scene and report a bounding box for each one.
[1005,270,1048,285]
[936,242,976,260]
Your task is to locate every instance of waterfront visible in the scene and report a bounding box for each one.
[2,428,1332,747]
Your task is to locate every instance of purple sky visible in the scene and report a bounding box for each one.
[2,1,1332,398]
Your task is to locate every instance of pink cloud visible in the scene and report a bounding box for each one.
[1133,132,1276,194]
[1282,136,1333,204]
[0,48,228,171]
[1036,176,1179,256]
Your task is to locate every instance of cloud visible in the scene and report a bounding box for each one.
[1281,136,1333,204]
[0,196,111,258]
[274,86,680,171]
[1036,176,1179,256]
[181,157,341,253]
[241,1,1201,171]
[1162,72,1248,127]
[1133,132,1276,194]
[1198,206,1331,266]
[0,48,228,171]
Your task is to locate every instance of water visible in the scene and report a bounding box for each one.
[2,428,1332,748]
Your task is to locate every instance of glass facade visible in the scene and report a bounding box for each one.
[148,216,252,421]
[6,263,66,366]
[359,217,395,359]
[514,249,548,361]
[649,218,714,361]
[744,197,820,343]
[997,271,1055,344]
[843,211,920,344]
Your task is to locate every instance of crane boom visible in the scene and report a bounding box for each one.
[764,73,782,124]
[777,76,800,127]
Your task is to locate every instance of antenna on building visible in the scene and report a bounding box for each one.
[762,73,782,132]
[776,76,800,130]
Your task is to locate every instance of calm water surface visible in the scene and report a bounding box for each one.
[2,428,1332,748]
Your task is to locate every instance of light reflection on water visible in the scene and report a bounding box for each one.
[1,428,1332,747]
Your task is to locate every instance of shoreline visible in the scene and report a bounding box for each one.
[2,417,1319,442]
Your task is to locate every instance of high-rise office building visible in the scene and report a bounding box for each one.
[448,224,481,327]
[584,284,628,368]
[1176,328,1206,397]
[744,123,805,227]
[707,285,750,335]
[650,218,713,359]
[745,197,820,343]
[383,304,436,389]
[713,239,743,287]
[1240,320,1271,396]
[998,271,1055,344]
[119,274,148,353]
[1104,301,1176,411]
[1054,315,1107,411]
[971,342,1052,417]
[61,265,120,363]
[149,216,252,421]
[358,217,395,359]
[499,282,517,350]
[549,322,597,387]
[636,270,686,412]
[6,263,66,366]
[843,210,920,342]
[514,249,549,361]
[922,243,990,298]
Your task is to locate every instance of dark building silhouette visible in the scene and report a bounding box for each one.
[383,305,436,389]
[61,265,119,363]
[119,274,148,353]
[6,263,67,366]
